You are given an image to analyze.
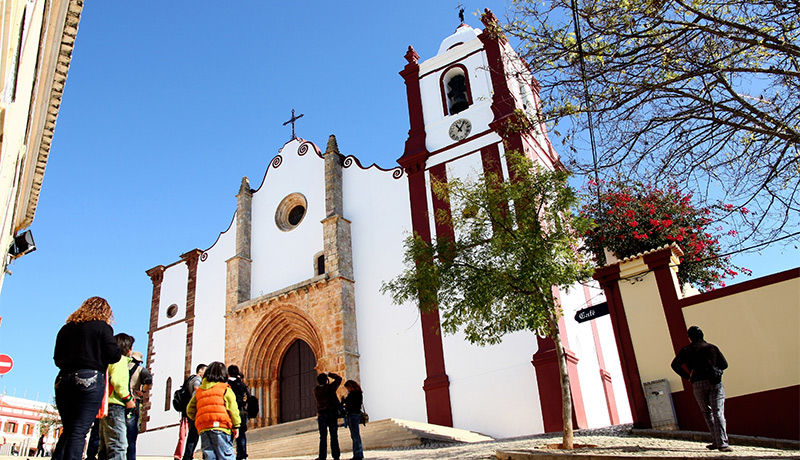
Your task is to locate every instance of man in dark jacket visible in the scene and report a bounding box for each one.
[313,372,342,460]
[671,326,730,451]
[227,365,250,460]
[173,364,206,460]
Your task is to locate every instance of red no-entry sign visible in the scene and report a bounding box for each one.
[0,353,13,375]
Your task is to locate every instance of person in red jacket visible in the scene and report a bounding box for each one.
[187,362,240,460]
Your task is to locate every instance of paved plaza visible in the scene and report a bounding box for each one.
[3,426,796,460]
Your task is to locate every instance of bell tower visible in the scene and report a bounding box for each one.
[397,9,567,428]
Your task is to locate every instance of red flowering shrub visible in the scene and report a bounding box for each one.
[580,180,749,291]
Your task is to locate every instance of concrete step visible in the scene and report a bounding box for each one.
[245,418,493,458]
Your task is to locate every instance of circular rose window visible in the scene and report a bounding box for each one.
[166,304,179,318]
[276,193,307,231]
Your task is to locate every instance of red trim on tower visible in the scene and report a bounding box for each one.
[399,46,430,168]
[478,26,515,123]
[429,164,453,241]
[405,166,454,427]
[480,144,504,180]
[593,263,652,428]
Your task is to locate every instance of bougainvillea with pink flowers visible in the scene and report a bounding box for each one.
[580,180,750,291]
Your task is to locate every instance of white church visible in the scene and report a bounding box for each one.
[138,10,632,453]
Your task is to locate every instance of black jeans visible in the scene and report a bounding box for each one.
[182,418,199,460]
[52,369,106,460]
[317,410,339,460]
[235,412,248,459]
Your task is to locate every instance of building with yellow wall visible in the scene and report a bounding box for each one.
[0,0,82,291]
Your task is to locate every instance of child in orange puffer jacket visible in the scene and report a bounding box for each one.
[187,362,241,460]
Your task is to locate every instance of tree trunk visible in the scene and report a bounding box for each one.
[550,313,574,449]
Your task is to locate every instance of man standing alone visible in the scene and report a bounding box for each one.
[671,326,730,451]
[314,372,342,460]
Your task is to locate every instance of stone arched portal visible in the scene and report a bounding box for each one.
[240,304,325,427]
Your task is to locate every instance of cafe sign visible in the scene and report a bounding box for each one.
[574,302,609,323]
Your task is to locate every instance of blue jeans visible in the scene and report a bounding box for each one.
[126,405,140,460]
[200,430,235,460]
[346,413,363,459]
[235,412,247,459]
[693,380,728,448]
[52,369,106,460]
[100,404,128,460]
[317,410,340,460]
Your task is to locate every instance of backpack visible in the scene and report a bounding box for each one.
[246,395,259,418]
[172,375,198,413]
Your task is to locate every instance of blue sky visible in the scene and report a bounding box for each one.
[0,2,796,402]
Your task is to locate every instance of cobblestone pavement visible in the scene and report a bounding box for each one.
[267,425,799,460]
[4,426,795,460]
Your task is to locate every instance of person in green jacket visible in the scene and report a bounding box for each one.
[186,362,240,460]
[99,333,136,460]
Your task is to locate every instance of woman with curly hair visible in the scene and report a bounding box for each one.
[52,296,122,460]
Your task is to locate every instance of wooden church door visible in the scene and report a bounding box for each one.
[279,339,317,422]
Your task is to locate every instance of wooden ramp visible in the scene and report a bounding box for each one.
[246,417,493,458]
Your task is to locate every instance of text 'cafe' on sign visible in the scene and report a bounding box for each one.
[574,302,609,323]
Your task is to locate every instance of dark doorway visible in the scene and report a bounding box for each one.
[279,339,317,422]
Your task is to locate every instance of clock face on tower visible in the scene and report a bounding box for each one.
[448,118,472,141]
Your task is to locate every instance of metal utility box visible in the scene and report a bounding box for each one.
[643,378,679,430]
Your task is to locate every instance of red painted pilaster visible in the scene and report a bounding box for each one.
[143,264,165,432]
[593,264,652,428]
[403,166,453,427]
[399,46,429,167]
[531,289,587,432]
[583,284,620,425]
[181,249,203,379]
[531,333,586,432]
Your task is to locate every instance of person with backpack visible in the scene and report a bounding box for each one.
[671,326,730,451]
[227,365,250,460]
[186,362,240,460]
[126,350,152,460]
[173,364,206,460]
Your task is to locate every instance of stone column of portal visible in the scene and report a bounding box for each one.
[225,177,253,360]
[321,135,360,382]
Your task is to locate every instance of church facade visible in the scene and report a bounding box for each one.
[138,12,631,453]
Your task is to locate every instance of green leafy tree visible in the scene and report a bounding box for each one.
[382,152,594,448]
[501,0,799,245]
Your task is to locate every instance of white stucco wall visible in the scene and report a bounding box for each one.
[145,321,188,431]
[342,158,428,423]
[193,223,236,366]
[250,141,326,296]
[157,263,189,328]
